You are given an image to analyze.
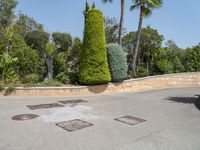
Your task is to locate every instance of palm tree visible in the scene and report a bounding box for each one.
[129,0,163,76]
[102,0,125,46]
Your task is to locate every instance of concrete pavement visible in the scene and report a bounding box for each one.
[0,87,200,150]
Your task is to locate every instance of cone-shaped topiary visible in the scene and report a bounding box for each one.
[107,43,128,82]
[79,7,111,85]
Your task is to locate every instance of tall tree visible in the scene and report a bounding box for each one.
[14,13,43,37]
[129,0,163,76]
[123,26,164,74]
[102,0,125,45]
[25,31,72,80]
[0,0,18,35]
[104,17,119,44]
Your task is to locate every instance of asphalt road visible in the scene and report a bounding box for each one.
[0,87,200,150]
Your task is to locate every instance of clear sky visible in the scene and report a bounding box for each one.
[15,0,200,48]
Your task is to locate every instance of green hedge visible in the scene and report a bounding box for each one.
[79,9,111,85]
[106,44,128,82]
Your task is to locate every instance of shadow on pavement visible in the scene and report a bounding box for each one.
[167,96,200,110]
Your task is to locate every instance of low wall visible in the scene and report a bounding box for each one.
[1,72,200,96]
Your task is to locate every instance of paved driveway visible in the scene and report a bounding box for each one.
[0,87,200,150]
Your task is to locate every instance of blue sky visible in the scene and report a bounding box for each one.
[15,0,200,48]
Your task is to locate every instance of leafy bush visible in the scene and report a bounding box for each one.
[184,45,200,72]
[155,59,173,74]
[68,72,79,84]
[41,79,62,87]
[79,8,111,85]
[172,56,184,73]
[22,74,39,84]
[0,82,4,91]
[106,44,127,82]
[137,66,148,77]
[55,72,70,84]
[4,68,20,84]
[4,84,15,96]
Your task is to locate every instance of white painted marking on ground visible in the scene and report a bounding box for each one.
[39,105,101,123]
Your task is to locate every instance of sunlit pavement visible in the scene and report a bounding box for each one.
[0,87,200,150]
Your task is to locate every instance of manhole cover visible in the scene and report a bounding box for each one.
[56,119,93,132]
[114,116,146,125]
[27,103,64,110]
[58,99,87,105]
[12,114,39,121]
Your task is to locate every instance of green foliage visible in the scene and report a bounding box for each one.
[22,74,39,84]
[165,40,184,73]
[184,44,200,72]
[85,1,90,13]
[0,81,3,91]
[52,32,72,50]
[0,52,19,83]
[24,31,49,50]
[55,72,70,84]
[92,2,96,9]
[4,68,20,84]
[10,34,46,79]
[53,53,68,76]
[0,0,18,33]
[4,84,15,96]
[137,66,148,77]
[79,8,111,85]
[14,13,43,37]
[106,43,127,81]
[25,30,72,80]
[41,79,62,87]
[130,0,163,17]
[68,37,82,72]
[155,59,173,74]
[104,17,119,44]
[122,27,164,74]
[68,72,79,84]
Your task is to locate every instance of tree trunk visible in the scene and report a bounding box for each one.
[46,57,54,80]
[130,6,144,77]
[118,0,125,46]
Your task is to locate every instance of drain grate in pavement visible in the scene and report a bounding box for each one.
[12,114,39,121]
[56,119,93,132]
[114,116,146,125]
[27,103,64,110]
[58,99,88,105]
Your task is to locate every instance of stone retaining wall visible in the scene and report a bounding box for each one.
[1,72,200,96]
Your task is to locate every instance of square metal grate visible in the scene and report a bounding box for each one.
[58,99,88,105]
[56,119,93,132]
[114,116,146,125]
[27,103,64,110]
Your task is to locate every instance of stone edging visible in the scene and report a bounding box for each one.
[1,72,200,96]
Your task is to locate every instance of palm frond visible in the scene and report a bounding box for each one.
[146,0,163,8]
[130,3,140,11]
[102,0,113,3]
[142,7,152,17]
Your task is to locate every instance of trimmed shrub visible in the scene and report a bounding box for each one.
[79,8,111,85]
[106,44,128,82]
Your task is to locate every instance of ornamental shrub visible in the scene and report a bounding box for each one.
[79,8,111,85]
[106,44,128,82]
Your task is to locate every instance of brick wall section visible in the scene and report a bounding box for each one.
[1,72,200,96]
